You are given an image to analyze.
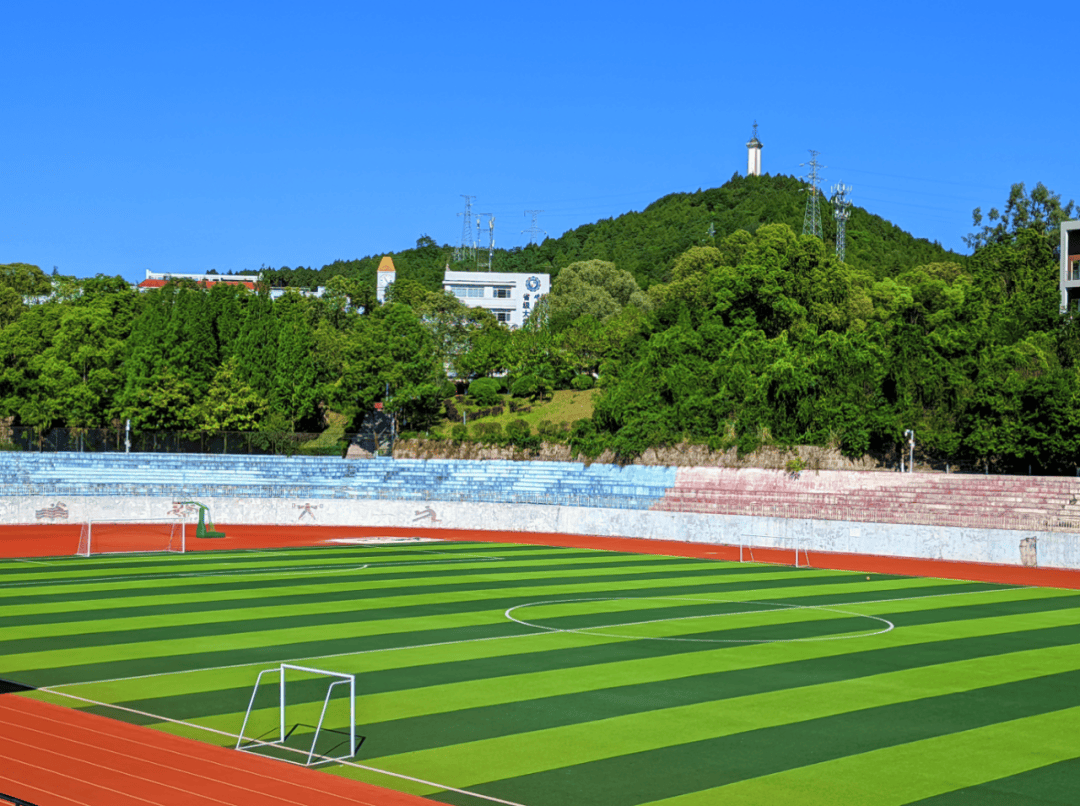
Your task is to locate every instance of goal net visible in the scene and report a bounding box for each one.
[236,663,358,766]
[738,533,812,568]
[76,518,186,557]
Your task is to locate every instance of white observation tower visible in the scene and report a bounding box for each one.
[747,122,763,176]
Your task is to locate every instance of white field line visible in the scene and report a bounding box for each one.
[10,558,51,566]
[0,556,509,590]
[36,689,530,806]
[45,584,1021,691]
[505,597,896,644]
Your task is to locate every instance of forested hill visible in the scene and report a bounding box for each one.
[263,173,966,292]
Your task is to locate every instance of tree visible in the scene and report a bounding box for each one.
[547,260,652,331]
[964,182,1076,252]
[271,292,320,431]
[198,357,268,432]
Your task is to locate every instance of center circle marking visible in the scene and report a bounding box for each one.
[505,596,894,644]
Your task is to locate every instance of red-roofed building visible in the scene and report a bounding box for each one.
[136,271,259,292]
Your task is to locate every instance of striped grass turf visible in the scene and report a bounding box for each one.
[3,542,1080,805]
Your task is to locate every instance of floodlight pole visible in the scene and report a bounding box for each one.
[904,429,915,473]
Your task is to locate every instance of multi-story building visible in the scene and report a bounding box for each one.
[1061,221,1080,314]
[136,270,324,300]
[442,270,550,327]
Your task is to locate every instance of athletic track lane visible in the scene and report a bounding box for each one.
[0,694,449,806]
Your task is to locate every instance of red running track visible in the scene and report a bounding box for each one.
[0,694,448,806]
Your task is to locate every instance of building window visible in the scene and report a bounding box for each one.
[493,309,513,323]
[493,286,512,298]
[1071,259,1080,282]
[449,285,483,298]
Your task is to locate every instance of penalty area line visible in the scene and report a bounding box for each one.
[34,689,529,806]
[0,555,509,589]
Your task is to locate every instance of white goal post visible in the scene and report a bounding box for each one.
[236,663,357,767]
[76,518,186,557]
[739,533,812,568]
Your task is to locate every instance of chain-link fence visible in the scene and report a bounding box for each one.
[0,426,338,456]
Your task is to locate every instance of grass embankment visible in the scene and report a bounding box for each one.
[431,388,599,439]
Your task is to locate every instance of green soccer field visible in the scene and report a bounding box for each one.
[3,538,1080,805]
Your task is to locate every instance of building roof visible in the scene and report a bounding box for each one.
[137,278,257,291]
[377,256,396,273]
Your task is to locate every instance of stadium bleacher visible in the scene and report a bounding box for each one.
[2,453,1078,532]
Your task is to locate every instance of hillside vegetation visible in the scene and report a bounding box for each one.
[260,174,965,292]
[0,179,1075,473]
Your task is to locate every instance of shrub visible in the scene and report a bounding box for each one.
[506,419,541,450]
[571,374,595,390]
[509,374,539,399]
[472,421,504,443]
[450,423,467,442]
[468,377,502,406]
[536,419,560,439]
[504,419,529,440]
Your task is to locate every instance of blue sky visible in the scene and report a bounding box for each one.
[4,1,1077,284]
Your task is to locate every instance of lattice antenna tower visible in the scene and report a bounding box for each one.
[523,210,546,245]
[831,183,853,262]
[800,150,824,240]
[455,195,476,262]
[487,214,496,270]
[476,213,493,269]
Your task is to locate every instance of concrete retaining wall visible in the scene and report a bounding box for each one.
[9,493,1076,571]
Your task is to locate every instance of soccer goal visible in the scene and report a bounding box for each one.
[738,533,812,568]
[76,518,186,557]
[236,663,358,766]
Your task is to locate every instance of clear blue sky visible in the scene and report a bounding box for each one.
[4,1,1077,284]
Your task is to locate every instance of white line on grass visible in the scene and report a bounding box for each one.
[45,631,542,690]
[505,597,896,644]
[36,689,529,806]
[43,583,1021,692]
[0,556,508,590]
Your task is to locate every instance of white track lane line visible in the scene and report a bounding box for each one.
[0,706,385,806]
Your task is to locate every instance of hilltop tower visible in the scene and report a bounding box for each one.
[801,150,824,240]
[746,122,763,177]
[832,183,853,262]
[376,255,396,303]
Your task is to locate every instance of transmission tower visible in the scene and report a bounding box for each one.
[522,210,546,244]
[800,151,824,240]
[487,214,496,270]
[831,183,853,262]
[454,195,476,263]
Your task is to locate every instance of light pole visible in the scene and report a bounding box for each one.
[904,429,915,473]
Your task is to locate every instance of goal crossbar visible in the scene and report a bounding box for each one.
[236,663,357,766]
[738,533,812,568]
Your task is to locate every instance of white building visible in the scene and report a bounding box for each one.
[1061,221,1080,314]
[442,270,550,327]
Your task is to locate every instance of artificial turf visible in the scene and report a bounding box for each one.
[1,540,1079,805]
